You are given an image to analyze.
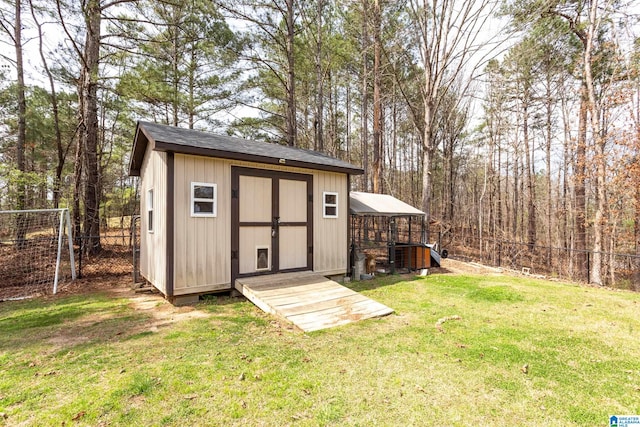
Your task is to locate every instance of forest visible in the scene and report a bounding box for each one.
[0,0,639,286]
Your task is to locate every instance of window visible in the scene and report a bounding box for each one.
[191,182,217,217]
[323,191,338,218]
[147,189,154,232]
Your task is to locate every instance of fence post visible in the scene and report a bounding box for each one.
[586,252,590,284]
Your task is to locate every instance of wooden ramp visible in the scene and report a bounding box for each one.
[235,271,393,332]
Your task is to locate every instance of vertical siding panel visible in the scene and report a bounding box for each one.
[172,155,231,294]
[313,171,347,275]
[140,145,167,293]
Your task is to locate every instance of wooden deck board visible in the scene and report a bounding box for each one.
[235,272,393,332]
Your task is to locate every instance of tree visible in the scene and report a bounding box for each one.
[56,0,138,253]
[0,0,27,212]
[29,0,73,208]
[371,0,383,193]
[217,0,300,146]
[542,0,621,284]
[118,0,242,129]
[403,0,503,241]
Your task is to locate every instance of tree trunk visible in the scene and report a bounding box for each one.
[80,0,102,254]
[371,0,382,193]
[314,0,324,152]
[15,0,26,198]
[422,91,433,242]
[522,95,536,249]
[30,0,65,209]
[575,86,588,279]
[13,0,27,246]
[285,0,297,147]
[545,73,553,263]
[361,0,369,190]
[584,0,605,286]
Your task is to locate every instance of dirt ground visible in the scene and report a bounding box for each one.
[2,275,216,343]
[437,258,504,276]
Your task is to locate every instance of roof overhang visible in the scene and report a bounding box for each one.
[128,122,151,176]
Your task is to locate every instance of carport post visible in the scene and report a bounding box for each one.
[390,217,396,274]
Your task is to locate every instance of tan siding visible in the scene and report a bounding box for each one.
[313,172,348,275]
[164,155,349,295]
[173,154,231,291]
[140,146,167,293]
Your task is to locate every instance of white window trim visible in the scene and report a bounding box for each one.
[191,182,217,217]
[147,189,154,233]
[323,191,338,218]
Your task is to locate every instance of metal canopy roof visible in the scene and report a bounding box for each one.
[349,192,425,217]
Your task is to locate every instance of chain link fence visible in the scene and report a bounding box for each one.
[450,236,640,291]
[0,217,140,300]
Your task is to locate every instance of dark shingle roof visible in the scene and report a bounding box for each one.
[129,121,363,176]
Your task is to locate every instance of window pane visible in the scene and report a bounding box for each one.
[194,201,214,213]
[194,185,214,199]
[325,206,337,217]
[148,211,153,231]
[325,193,336,205]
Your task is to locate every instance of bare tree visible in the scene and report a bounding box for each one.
[406,0,504,242]
[371,0,383,193]
[0,0,27,209]
[28,0,73,209]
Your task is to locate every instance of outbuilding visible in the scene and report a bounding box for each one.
[129,121,363,304]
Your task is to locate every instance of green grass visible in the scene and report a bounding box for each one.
[1,273,639,426]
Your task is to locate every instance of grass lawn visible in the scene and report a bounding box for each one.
[0,271,639,426]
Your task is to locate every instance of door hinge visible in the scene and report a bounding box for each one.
[232,189,239,199]
[308,194,313,203]
[231,250,238,260]
[308,246,313,254]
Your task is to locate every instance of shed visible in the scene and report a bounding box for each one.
[349,192,441,273]
[129,121,363,303]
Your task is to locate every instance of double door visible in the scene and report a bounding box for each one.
[231,167,313,282]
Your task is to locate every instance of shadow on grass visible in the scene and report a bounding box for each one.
[197,293,246,307]
[0,294,115,333]
[0,288,261,354]
[0,294,157,352]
